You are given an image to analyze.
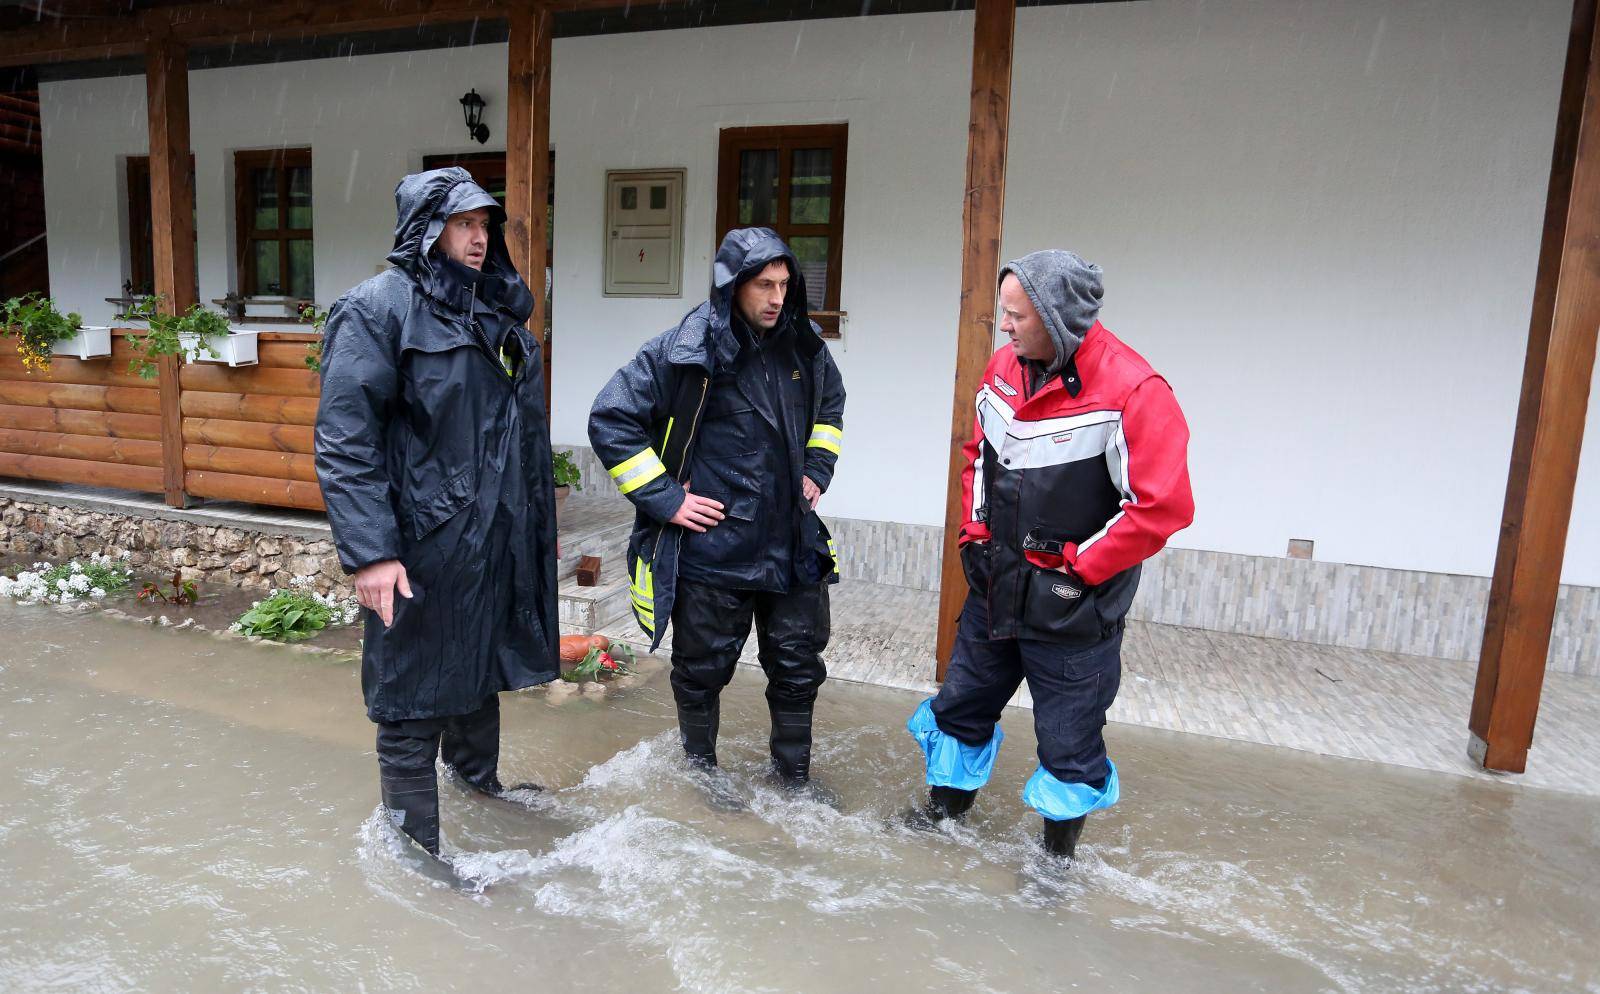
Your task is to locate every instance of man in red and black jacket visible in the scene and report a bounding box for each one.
[906,250,1194,860]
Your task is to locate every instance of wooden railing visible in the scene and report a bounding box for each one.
[0,329,326,511]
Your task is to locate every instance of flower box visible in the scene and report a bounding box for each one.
[181,330,259,367]
[50,326,112,360]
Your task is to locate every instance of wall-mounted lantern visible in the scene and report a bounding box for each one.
[459,89,490,145]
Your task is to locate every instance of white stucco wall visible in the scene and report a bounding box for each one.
[35,0,1598,585]
[1004,0,1593,582]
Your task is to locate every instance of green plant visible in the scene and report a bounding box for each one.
[231,578,359,642]
[561,641,635,682]
[553,449,583,491]
[1,294,83,373]
[138,569,199,606]
[125,295,230,379]
[300,303,329,373]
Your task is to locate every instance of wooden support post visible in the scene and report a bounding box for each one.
[935,0,1016,680]
[1469,0,1600,773]
[506,3,553,413]
[145,37,195,508]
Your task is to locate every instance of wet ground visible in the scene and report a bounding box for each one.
[2,601,1596,994]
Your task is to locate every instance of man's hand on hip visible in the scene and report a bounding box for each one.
[670,486,725,533]
[354,559,412,628]
[802,476,822,511]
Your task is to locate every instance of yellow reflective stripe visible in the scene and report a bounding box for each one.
[609,448,667,495]
[630,558,656,632]
[807,423,843,455]
[827,538,840,574]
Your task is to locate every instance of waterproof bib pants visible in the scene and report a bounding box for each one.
[909,591,1122,822]
[669,578,830,780]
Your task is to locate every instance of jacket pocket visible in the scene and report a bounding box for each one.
[960,542,992,596]
[411,468,476,540]
[682,489,761,563]
[1020,564,1103,645]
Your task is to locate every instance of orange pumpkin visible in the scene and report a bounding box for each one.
[559,634,612,662]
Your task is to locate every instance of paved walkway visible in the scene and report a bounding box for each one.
[593,575,1600,799]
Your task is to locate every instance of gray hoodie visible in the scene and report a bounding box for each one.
[999,249,1104,378]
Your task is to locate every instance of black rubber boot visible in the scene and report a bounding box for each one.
[768,703,814,783]
[442,764,545,800]
[380,770,442,857]
[439,696,541,798]
[677,699,746,812]
[929,785,978,820]
[677,699,721,768]
[767,704,842,807]
[902,785,978,831]
[1042,814,1087,859]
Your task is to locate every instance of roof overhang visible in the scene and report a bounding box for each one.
[2,0,1097,80]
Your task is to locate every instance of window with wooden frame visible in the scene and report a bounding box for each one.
[234,148,313,299]
[125,155,196,299]
[715,124,847,338]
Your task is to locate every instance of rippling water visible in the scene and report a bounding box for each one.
[2,602,1596,993]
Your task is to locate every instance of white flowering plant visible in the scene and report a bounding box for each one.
[0,553,132,605]
[230,575,360,642]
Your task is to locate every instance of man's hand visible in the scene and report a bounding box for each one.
[354,559,412,628]
[802,476,822,511]
[670,486,725,533]
[1052,563,1088,598]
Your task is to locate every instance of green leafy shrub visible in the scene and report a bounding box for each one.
[125,295,230,379]
[553,449,583,490]
[0,294,83,373]
[300,303,329,373]
[232,578,359,642]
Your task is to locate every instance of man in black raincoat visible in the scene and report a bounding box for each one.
[589,228,845,805]
[314,167,561,858]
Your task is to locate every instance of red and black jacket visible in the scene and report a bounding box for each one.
[959,322,1194,644]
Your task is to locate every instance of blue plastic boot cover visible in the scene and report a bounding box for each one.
[1022,761,1120,821]
[905,699,1003,790]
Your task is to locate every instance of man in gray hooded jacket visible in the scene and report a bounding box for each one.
[906,251,1194,859]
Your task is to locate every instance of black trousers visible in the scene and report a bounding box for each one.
[669,578,830,776]
[932,592,1122,786]
[375,694,502,854]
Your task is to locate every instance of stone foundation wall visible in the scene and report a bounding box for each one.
[0,496,351,596]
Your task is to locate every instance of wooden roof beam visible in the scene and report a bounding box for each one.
[0,0,535,68]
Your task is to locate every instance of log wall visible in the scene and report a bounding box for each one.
[0,329,325,511]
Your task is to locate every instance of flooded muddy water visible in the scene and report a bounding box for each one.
[2,602,1596,993]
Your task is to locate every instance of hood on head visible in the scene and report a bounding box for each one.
[711,226,809,337]
[999,249,1103,374]
[386,167,510,275]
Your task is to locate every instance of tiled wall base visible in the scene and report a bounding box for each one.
[1134,547,1598,678]
[554,446,1597,676]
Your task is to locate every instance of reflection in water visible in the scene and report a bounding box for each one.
[2,602,1596,994]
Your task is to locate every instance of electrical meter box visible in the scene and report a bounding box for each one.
[604,168,685,297]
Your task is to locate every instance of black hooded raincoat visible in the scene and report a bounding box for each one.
[314,167,560,722]
[589,228,846,650]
